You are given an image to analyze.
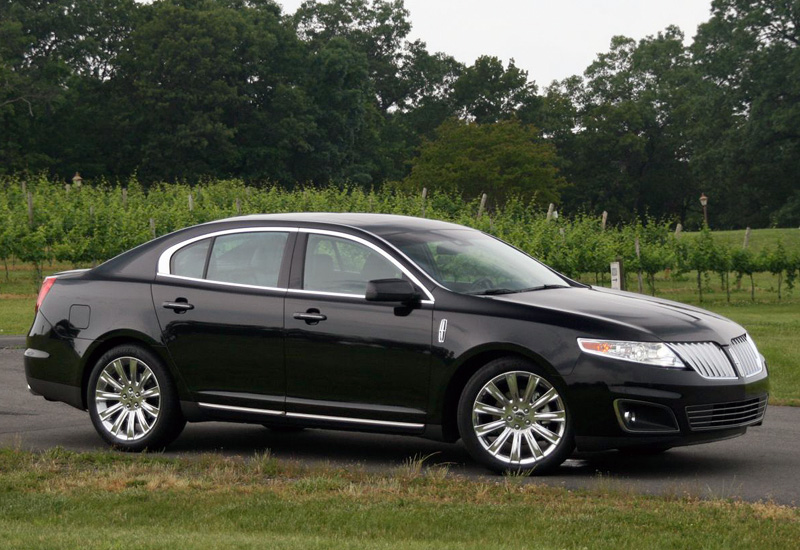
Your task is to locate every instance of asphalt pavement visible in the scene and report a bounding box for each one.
[2,347,798,505]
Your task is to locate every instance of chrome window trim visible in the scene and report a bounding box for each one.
[298,228,435,302]
[156,225,435,302]
[198,402,424,429]
[156,226,298,277]
[156,273,288,293]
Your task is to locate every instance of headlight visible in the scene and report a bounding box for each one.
[577,338,685,368]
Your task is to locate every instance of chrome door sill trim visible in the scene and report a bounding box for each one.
[198,402,424,429]
[198,402,283,416]
[286,411,424,429]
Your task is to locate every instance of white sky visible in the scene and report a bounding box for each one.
[278,0,714,86]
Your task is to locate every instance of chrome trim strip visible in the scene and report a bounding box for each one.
[286,287,434,305]
[286,411,424,429]
[24,348,50,359]
[198,402,283,416]
[197,402,425,429]
[155,225,435,302]
[157,226,298,275]
[157,273,288,293]
[297,228,435,302]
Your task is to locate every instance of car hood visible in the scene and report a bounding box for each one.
[491,286,746,344]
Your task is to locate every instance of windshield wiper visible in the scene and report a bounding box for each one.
[467,284,570,296]
[466,288,518,296]
[514,284,570,292]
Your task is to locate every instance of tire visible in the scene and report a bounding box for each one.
[87,344,186,451]
[457,357,574,474]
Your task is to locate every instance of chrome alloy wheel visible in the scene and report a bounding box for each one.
[471,370,567,465]
[94,356,161,441]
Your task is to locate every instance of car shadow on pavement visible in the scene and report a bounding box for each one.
[165,422,751,481]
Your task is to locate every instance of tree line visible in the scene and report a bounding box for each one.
[2,175,797,302]
[1,0,799,228]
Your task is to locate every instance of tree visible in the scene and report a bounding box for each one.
[452,56,539,124]
[692,0,800,227]
[544,28,701,224]
[403,118,564,205]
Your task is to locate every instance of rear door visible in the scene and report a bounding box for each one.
[152,228,295,414]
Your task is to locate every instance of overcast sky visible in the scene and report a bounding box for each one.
[278,0,714,85]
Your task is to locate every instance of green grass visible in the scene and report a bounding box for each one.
[703,302,800,406]
[683,227,800,255]
[0,447,798,549]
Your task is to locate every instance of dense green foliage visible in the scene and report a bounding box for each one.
[2,175,798,301]
[1,0,798,227]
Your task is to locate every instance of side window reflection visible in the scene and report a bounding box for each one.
[303,234,403,295]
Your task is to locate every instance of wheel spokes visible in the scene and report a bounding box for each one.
[484,382,509,406]
[95,390,121,401]
[530,387,558,411]
[475,419,506,437]
[505,373,520,400]
[474,402,505,416]
[487,428,512,456]
[521,374,539,404]
[113,360,129,386]
[530,423,560,446]
[99,371,123,392]
[534,410,565,422]
[95,356,161,442]
[472,370,566,466]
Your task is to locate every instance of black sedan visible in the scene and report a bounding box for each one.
[24,213,768,473]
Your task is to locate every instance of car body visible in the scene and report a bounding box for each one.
[25,213,769,473]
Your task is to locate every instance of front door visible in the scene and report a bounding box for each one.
[152,230,293,412]
[284,231,433,427]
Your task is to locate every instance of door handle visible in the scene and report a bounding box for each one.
[293,311,327,324]
[162,300,194,313]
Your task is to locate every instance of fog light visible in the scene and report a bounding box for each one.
[614,400,679,433]
[623,410,636,425]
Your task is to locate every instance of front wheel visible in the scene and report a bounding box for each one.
[88,344,186,451]
[457,358,574,474]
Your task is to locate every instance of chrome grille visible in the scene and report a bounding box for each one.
[729,334,764,377]
[686,396,767,430]
[668,342,737,379]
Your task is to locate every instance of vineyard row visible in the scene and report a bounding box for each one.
[1,176,797,301]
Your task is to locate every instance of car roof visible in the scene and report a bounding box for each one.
[217,213,469,237]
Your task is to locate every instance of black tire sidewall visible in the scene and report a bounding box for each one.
[87,344,185,451]
[457,357,575,474]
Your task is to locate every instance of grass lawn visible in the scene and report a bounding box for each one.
[0,447,798,549]
[683,227,800,255]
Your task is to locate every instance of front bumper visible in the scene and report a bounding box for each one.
[565,354,769,452]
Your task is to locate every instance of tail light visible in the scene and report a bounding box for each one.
[35,276,57,314]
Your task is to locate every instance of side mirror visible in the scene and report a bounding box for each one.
[365,278,419,303]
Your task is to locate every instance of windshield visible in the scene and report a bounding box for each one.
[383,229,569,295]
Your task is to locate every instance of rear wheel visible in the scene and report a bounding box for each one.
[88,344,185,451]
[457,358,574,474]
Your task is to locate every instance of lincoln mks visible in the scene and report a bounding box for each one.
[25,213,768,473]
